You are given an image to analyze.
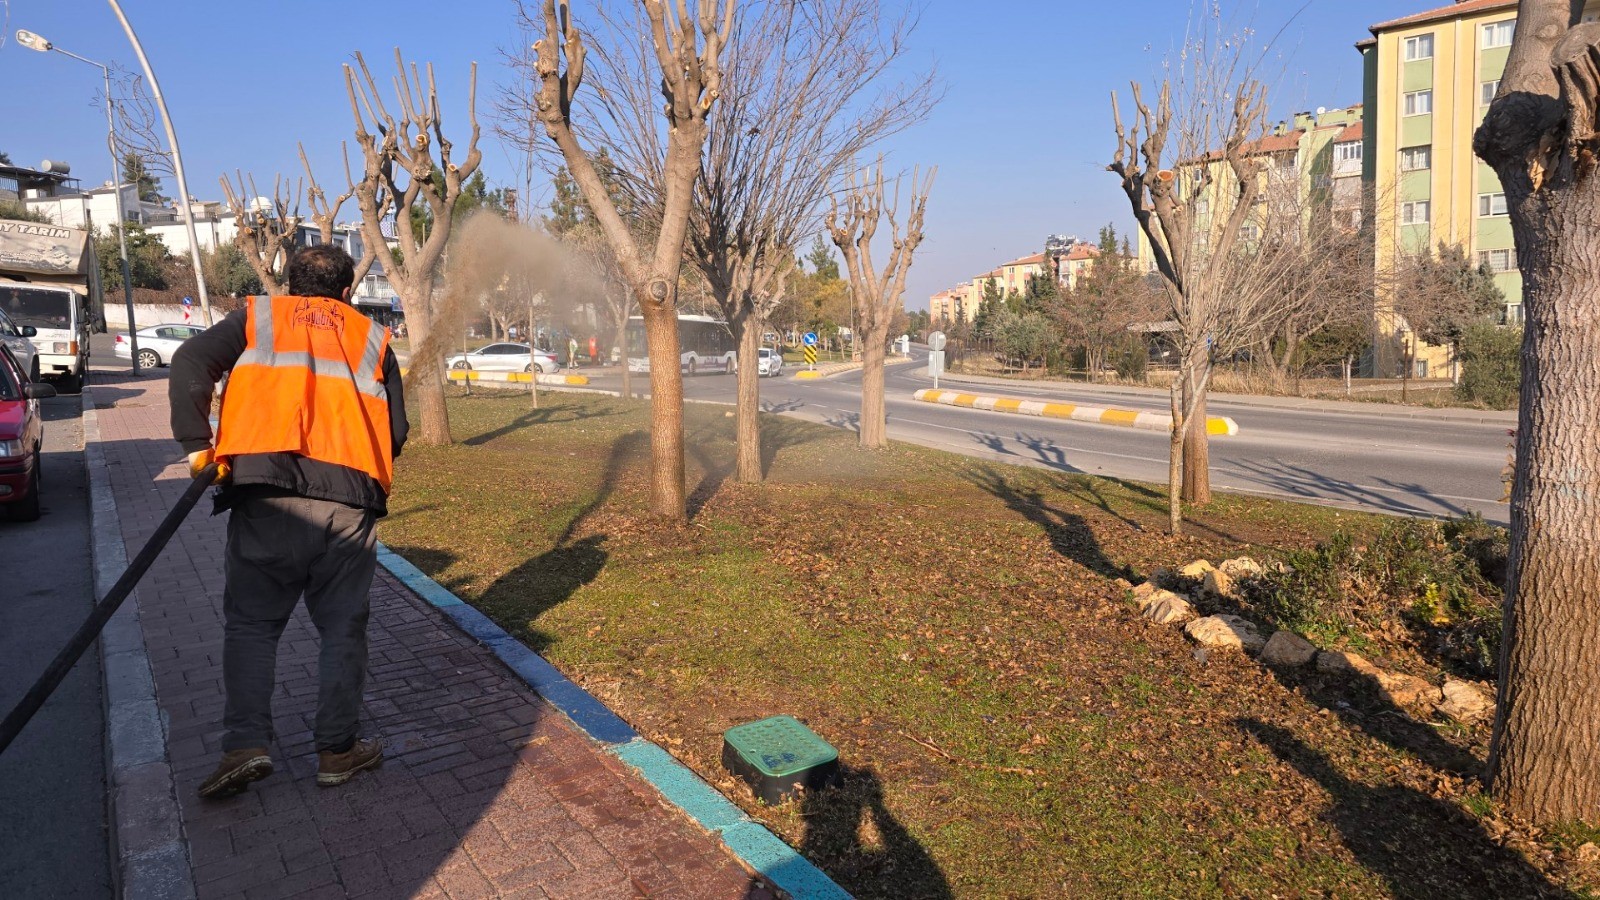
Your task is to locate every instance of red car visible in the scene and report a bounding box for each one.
[0,343,55,521]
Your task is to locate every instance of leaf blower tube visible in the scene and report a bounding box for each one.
[0,463,219,756]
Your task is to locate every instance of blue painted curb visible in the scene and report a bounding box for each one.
[374,542,850,899]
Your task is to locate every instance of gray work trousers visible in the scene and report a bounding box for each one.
[221,492,377,753]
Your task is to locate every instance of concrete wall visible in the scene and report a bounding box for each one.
[102,304,190,330]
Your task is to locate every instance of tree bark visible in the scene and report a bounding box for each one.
[641,301,686,517]
[735,315,761,481]
[860,327,889,448]
[1473,2,1600,825]
[406,288,451,445]
[1168,380,1184,536]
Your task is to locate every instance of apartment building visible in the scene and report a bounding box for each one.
[927,237,1100,325]
[1358,0,1580,374]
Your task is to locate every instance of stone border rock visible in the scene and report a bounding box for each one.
[1122,556,1496,724]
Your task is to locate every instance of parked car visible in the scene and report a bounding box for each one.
[114,323,206,370]
[0,307,41,384]
[0,343,56,522]
[446,343,562,374]
[757,346,784,377]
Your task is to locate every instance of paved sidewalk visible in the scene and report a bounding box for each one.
[89,370,767,899]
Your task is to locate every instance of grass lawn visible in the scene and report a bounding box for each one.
[380,390,1586,899]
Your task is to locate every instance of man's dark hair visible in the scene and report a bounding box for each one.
[286,245,356,300]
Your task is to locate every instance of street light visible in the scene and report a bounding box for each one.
[16,27,142,376]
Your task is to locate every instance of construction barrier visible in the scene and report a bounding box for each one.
[912,388,1239,436]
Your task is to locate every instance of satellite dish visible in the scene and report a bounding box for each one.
[1316,106,1326,116]
[248,196,274,213]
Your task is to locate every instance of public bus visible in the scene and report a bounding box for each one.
[624,314,736,375]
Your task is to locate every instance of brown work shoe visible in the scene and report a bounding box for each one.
[317,737,383,787]
[198,748,272,800]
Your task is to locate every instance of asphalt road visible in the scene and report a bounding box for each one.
[580,349,1514,524]
[0,385,113,898]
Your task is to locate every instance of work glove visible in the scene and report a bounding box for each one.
[187,447,231,484]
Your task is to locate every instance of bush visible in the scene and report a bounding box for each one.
[1241,516,1506,678]
[1113,336,1148,380]
[1456,322,1522,409]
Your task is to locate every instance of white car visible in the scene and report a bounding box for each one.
[115,323,205,370]
[446,342,562,374]
[0,308,40,383]
[757,346,784,377]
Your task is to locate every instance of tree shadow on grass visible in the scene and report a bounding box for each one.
[798,765,953,900]
[461,401,621,447]
[959,465,1133,581]
[758,415,829,478]
[1238,719,1570,900]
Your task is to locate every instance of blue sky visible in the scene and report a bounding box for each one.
[1,0,1421,309]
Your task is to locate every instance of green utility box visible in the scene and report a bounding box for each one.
[721,715,840,804]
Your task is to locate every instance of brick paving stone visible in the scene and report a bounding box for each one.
[91,372,764,897]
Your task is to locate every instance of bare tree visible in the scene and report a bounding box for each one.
[345,49,483,447]
[218,171,299,296]
[515,0,735,521]
[1108,20,1305,534]
[1055,229,1159,382]
[1471,0,1600,825]
[827,161,934,449]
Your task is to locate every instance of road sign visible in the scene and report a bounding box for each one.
[803,345,817,368]
[928,349,945,388]
[802,331,818,347]
[390,296,403,312]
[928,330,946,352]
[182,295,193,323]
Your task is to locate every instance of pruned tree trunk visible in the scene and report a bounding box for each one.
[1168,381,1184,536]
[735,316,761,480]
[641,303,685,508]
[1473,1,1600,825]
[1182,355,1211,504]
[859,329,889,448]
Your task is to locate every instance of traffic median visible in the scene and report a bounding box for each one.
[913,388,1239,435]
[445,369,590,386]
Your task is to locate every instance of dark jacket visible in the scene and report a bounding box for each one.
[169,305,408,517]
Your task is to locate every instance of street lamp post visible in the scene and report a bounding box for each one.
[15,28,142,376]
[106,0,211,327]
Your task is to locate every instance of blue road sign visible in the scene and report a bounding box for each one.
[802,331,818,346]
[390,296,403,312]
[181,296,192,307]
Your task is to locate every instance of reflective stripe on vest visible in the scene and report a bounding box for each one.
[237,297,388,400]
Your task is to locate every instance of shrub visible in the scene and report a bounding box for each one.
[1456,322,1522,409]
[1241,516,1506,678]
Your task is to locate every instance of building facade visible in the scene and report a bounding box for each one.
[1360,0,1569,375]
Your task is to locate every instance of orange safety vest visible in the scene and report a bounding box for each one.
[216,295,394,491]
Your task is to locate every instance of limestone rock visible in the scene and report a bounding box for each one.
[1440,678,1495,723]
[1144,590,1196,625]
[1376,671,1436,709]
[1178,559,1215,579]
[1219,556,1265,578]
[1130,581,1160,605]
[1316,650,1380,677]
[1258,631,1317,667]
[1184,615,1266,653]
[1202,568,1236,599]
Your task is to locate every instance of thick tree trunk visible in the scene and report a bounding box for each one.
[1181,354,1211,505]
[405,290,452,446]
[734,317,762,482]
[641,300,686,520]
[860,326,889,448]
[1487,187,1600,825]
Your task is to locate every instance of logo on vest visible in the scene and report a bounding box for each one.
[292,298,346,334]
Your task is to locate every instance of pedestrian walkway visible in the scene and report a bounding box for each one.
[88,370,770,899]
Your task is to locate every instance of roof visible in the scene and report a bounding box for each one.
[1063,245,1101,261]
[1370,0,1516,34]
[1335,121,1365,143]
[1193,130,1304,164]
[1004,253,1046,267]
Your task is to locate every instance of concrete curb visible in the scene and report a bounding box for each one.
[446,370,590,386]
[913,387,1239,436]
[794,361,859,380]
[911,368,1518,426]
[84,386,198,900]
[376,544,849,900]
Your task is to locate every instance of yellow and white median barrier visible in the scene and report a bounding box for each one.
[446,370,590,386]
[913,389,1238,436]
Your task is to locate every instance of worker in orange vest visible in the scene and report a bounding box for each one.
[169,245,408,799]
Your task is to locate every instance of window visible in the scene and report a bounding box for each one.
[1505,304,1525,326]
[1400,200,1431,225]
[1195,198,1210,217]
[1586,12,1600,24]
[1477,248,1518,273]
[1404,34,1434,60]
[1479,192,1508,216]
[1482,20,1515,49]
[1335,141,1363,163]
[1481,79,1500,106]
[1403,90,1433,116]
[1238,222,1260,242]
[1400,146,1432,171]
